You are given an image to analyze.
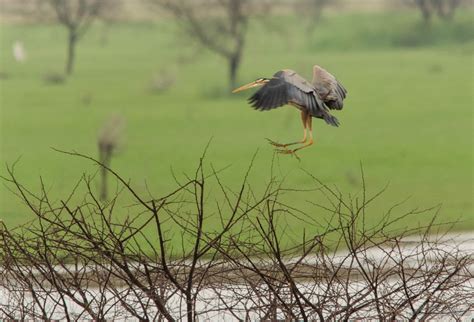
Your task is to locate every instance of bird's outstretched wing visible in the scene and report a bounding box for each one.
[312,65,347,110]
[248,69,339,126]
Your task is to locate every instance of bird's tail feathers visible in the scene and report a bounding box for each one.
[322,111,340,127]
[313,93,340,127]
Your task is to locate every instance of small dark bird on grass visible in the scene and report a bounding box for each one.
[233,65,347,157]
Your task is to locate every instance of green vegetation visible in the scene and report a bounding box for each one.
[1,11,473,235]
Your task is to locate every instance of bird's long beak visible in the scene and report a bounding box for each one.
[232,79,268,93]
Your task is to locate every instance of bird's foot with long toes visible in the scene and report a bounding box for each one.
[266,138,289,148]
[276,148,301,160]
[266,138,302,160]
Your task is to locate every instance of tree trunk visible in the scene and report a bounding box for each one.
[416,0,433,24]
[186,297,193,322]
[228,53,240,91]
[99,148,111,201]
[66,30,77,75]
[100,161,108,201]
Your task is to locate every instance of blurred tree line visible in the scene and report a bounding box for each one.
[0,0,331,86]
[406,0,462,23]
[1,0,470,86]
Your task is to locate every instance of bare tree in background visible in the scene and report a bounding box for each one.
[408,0,462,23]
[1,0,121,70]
[149,0,249,91]
[47,0,106,75]
[309,0,329,21]
[411,0,432,23]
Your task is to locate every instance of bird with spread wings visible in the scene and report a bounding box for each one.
[233,65,347,157]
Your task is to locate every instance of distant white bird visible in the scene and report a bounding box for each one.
[13,41,27,63]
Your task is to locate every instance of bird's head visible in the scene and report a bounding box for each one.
[232,78,269,93]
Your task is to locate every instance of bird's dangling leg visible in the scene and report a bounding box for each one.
[277,113,314,155]
[267,110,308,148]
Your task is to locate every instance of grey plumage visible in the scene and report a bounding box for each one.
[312,65,347,110]
[248,66,347,127]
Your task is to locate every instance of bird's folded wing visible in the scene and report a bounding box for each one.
[313,65,347,110]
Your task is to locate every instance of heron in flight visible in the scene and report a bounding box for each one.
[232,65,347,156]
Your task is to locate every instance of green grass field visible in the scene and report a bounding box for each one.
[1,11,473,236]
